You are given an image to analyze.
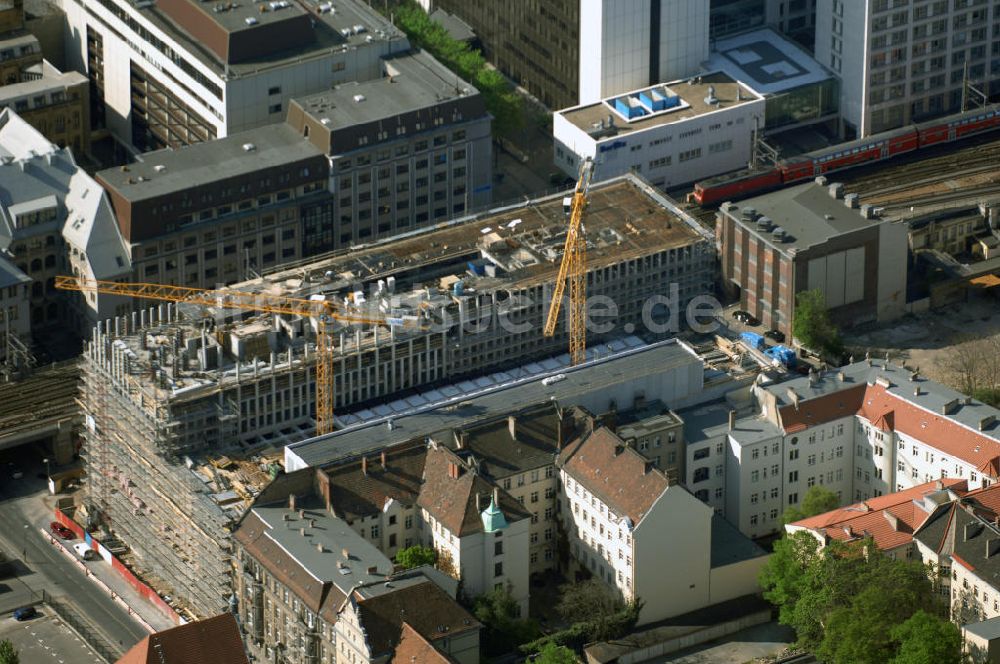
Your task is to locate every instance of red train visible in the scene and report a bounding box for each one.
[691,105,1000,206]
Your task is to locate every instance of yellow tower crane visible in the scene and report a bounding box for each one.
[55,275,404,436]
[543,157,595,365]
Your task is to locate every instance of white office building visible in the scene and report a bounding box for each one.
[554,71,764,189]
[578,0,710,105]
[814,0,1000,137]
[57,0,409,150]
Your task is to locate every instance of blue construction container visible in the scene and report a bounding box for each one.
[764,345,797,368]
[740,331,765,350]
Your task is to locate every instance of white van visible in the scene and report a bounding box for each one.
[72,543,97,561]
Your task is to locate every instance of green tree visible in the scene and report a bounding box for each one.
[389,1,524,136]
[782,485,842,524]
[759,530,823,629]
[792,289,843,357]
[394,545,436,570]
[889,610,962,664]
[534,642,578,664]
[973,387,1000,409]
[0,639,19,664]
[473,585,540,655]
[556,578,641,641]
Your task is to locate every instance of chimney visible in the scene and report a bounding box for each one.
[728,410,736,431]
[448,461,459,479]
[298,508,305,519]
[942,399,959,415]
[289,494,296,511]
[316,542,325,553]
[342,547,351,560]
[476,493,482,511]
[614,443,625,456]
[508,415,517,441]
[808,368,818,385]
[980,415,997,431]
[786,388,800,411]
[988,538,1000,558]
[309,519,316,528]
[299,527,306,536]
[381,450,387,469]
[837,371,845,382]
[367,566,378,574]
[362,456,368,476]
[454,430,466,449]
[935,479,944,489]
[493,487,500,505]
[843,525,854,538]
[914,386,921,396]
[883,511,900,531]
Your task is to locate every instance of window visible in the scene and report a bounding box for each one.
[494,562,503,577]
[693,448,710,460]
[494,541,503,555]
[789,449,799,460]
[789,471,799,482]
[268,86,281,95]
[268,103,282,114]
[788,493,798,505]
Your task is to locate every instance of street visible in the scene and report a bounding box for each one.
[0,454,150,657]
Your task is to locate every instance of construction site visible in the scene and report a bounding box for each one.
[75,173,715,618]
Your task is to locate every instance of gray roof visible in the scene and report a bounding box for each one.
[725,182,891,255]
[252,497,394,595]
[294,50,480,129]
[681,400,782,448]
[0,254,29,289]
[710,514,767,568]
[429,9,476,43]
[964,616,1000,639]
[135,0,405,77]
[97,124,323,202]
[285,339,703,470]
[706,27,833,96]
[0,109,130,279]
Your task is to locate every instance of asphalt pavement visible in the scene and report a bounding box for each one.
[0,456,149,658]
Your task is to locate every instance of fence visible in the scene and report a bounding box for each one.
[49,597,123,663]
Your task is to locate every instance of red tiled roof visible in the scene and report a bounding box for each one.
[779,381,1000,473]
[356,581,479,657]
[416,446,529,536]
[115,613,249,664]
[559,426,668,525]
[789,479,968,551]
[389,623,457,664]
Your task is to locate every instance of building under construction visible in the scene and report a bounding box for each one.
[77,174,715,618]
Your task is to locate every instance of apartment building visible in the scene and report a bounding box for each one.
[57,0,409,150]
[285,50,492,254]
[233,474,481,664]
[687,359,1000,540]
[0,60,89,154]
[553,72,765,189]
[612,398,686,483]
[716,180,908,337]
[766,0,817,49]
[814,0,1000,137]
[0,254,30,362]
[427,0,708,108]
[96,123,328,289]
[0,108,131,339]
[786,478,967,558]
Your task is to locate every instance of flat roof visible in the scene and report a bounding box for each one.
[260,175,711,291]
[285,338,704,470]
[680,399,782,448]
[252,497,394,594]
[724,181,889,254]
[710,514,767,568]
[964,615,1000,638]
[558,71,760,137]
[294,50,478,128]
[97,123,324,202]
[135,0,403,77]
[707,27,832,96]
[171,0,309,36]
[0,67,87,105]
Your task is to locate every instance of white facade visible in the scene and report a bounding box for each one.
[578,0,710,105]
[57,0,407,148]
[554,75,764,189]
[699,362,1000,540]
[815,0,1000,137]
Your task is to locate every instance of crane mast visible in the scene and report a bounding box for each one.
[543,158,594,365]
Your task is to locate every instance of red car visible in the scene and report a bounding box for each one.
[49,522,74,539]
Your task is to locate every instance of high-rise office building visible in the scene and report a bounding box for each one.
[814,0,1000,137]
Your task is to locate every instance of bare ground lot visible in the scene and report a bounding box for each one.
[844,298,1000,388]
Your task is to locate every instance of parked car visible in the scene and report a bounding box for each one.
[764,329,786,343]
[49,521,74,540]
[731,310,760,326]
[72,542,97,561]
[13,606,37,621]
